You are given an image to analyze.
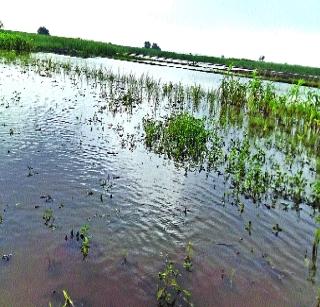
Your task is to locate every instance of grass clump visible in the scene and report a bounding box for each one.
[219,75,247,107]
[144,113,218,168]
[143,119,163,148]
[163,114,209,163]
[80,224,90,259]
[43,208,55,228]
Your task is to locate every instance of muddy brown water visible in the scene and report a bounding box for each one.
[0,54,318,306]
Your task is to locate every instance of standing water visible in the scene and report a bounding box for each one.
[0,53,319,306]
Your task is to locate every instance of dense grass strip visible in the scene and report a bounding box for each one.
[0,32,33,52]
[1,29,320,80]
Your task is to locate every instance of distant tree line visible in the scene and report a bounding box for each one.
[144,41,161,51]
[0,20,3,29]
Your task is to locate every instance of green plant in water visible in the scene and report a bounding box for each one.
[218,75,247,107]
[183,242,193,272]
[272,223,282,235]
[309,227,320,283]
[316,287,320,307]
[48,289,74,307]
[43,209,54,227]
[245,221,252,235]
[238,202,245,214]
[144,113,219,170]
[62,290,74,307]
[243,150,268,202]
[163,113,208,164]
[312,181,320,207]
[80,224,90,259]
[143,119,163,148]
[157,259,192,306]
[190,84,203,111]
[289,170,306,204]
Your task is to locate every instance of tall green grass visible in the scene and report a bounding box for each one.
[0,32,33,52]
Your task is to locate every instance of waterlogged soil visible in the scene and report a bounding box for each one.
[0,54,319,306]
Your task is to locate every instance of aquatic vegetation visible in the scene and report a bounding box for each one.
[289,170,307,204]
[62,290,74,307]
[80,224,90,259]
[218,75,247,107]
[43,209,55,228]
[226,138,268,201]
[157,259,192,306]
[143,119,163,149]
[144,113,222,170]
[49,289,74,307]
[183,242,193,272]
[245,221,252,235]
[65,225,90,259]
[238,203,245,214]
[272,224,283,236]
[316,287,320,307]
[309,227,320,283]
[312,181,320,207]
[41,194,53,203]
[163,114,208,163]
[242,158,268,202]
[189,84,204,110]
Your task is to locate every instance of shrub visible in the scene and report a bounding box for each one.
[37,26,50,35]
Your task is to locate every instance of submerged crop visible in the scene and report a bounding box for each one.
[143,113,222,169]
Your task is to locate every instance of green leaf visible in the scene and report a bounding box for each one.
[157,288,165,300]
[62,290,74,307]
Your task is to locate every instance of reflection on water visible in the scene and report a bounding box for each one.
[0,54,319,306]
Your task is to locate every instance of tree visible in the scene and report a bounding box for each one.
[144,41,151,49]
[37,26,50,35]
[151,43,161,51]
[0,21,3,29]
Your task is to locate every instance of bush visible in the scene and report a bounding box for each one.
[144,41,151,49]
[37,26,50,35]
[152,43,161,51]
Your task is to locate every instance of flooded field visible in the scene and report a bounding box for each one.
[0,53,320,306]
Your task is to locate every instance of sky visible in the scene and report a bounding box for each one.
[1,0,320,67]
